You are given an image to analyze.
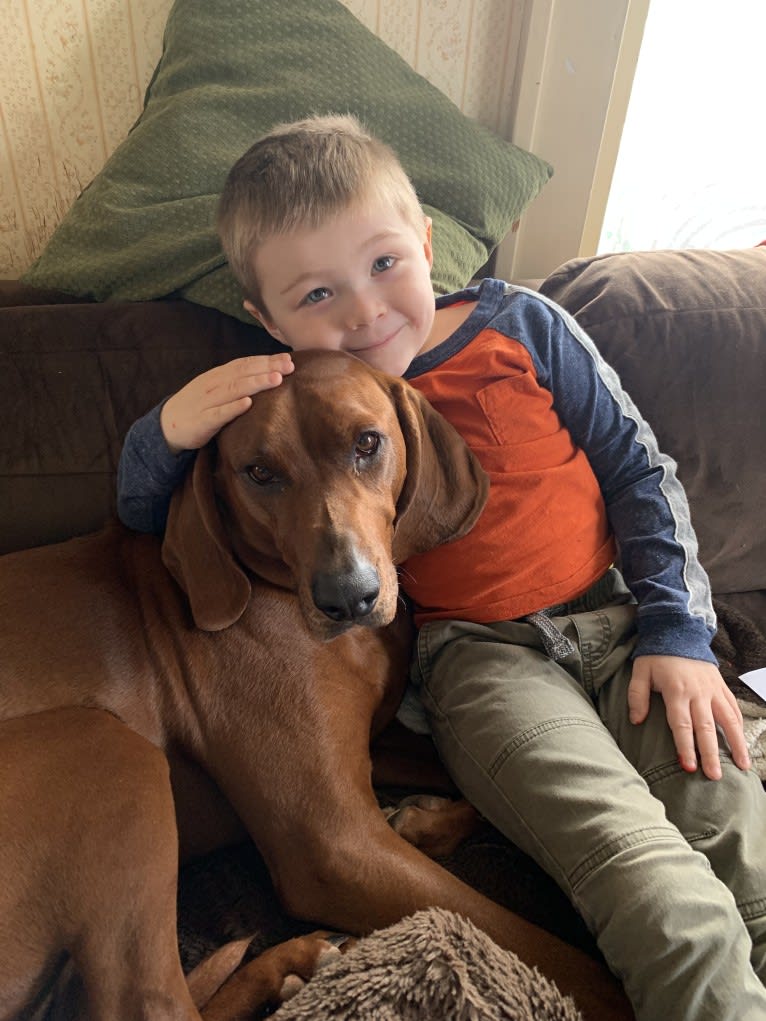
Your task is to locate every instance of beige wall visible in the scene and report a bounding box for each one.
[1,0,174,277]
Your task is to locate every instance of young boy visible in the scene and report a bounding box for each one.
[118,115,766,1020]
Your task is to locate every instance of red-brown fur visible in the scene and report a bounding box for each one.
[0,350,631,1020]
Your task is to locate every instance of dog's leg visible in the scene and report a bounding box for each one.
[263,804,633,1021]
[0,709,202,1021]
[72,734,202,1021]
[203,702,633,1021]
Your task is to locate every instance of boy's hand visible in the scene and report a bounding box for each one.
[628,655,750,780]
[160,354,294,453]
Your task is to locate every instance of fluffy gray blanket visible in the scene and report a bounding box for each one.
[272,907,582,1021]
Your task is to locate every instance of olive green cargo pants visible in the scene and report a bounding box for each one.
[410,569,766,1020]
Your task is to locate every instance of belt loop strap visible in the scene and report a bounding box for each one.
[522,610,576,661]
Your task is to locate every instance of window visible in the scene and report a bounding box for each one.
[599,0,766,253]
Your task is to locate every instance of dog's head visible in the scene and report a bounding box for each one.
[162,349,488,638]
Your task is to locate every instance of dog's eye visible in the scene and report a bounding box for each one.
[247,464,275,485]
[355,431,380,458]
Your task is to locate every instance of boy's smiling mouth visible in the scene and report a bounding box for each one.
[350,323,405,354]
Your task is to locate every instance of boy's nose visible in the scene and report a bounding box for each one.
[347,291,384,330]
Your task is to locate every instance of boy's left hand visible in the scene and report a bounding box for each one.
[628,655,750,780]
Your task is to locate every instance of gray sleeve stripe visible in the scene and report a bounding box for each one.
[518,285,715,629]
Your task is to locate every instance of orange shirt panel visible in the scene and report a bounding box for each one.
[404,328,616,623]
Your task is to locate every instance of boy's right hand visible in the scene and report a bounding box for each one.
[160,354,294,454]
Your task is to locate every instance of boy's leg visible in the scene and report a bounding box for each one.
[594,641,766,980]
[413,602,766,1021]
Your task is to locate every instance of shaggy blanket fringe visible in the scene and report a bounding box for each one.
[713,600,766,779]
[272,907,583,1021]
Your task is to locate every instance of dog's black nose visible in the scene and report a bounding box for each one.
[312,565,380,622]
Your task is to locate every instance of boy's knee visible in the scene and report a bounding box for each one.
[574,827,733,937]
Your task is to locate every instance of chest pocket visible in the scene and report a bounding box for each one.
[477,371,560,446]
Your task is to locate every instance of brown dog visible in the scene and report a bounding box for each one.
[0,349,632,1020]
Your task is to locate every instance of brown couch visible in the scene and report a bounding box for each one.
[2,246,765,975]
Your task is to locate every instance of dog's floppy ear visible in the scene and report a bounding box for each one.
[389,378,489,562]
[162,444,251,631]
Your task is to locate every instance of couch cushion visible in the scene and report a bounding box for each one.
[539,247,766,597]
[0,287,277,553]
[22,0,551,319]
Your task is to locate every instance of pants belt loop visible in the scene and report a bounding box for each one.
[521,610,576,661]
[521,568,617,660]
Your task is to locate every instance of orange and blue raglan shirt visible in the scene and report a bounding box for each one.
[403,278,716,665]
[115,276,717,666]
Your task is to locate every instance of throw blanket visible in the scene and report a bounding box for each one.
[272,907,582,1021]
[712,599,766,778]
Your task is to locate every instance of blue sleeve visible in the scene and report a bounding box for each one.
[116,402,196,534]
[503,289,716,663]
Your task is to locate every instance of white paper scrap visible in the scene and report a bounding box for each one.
[739,667,766,703]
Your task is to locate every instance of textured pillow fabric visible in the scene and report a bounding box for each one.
[539,247,766,598]
[22,0,552,319]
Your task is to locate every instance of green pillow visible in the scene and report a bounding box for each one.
[23,0,552,320]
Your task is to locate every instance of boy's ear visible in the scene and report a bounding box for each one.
[423,216,433,269]
[243,299,285,343]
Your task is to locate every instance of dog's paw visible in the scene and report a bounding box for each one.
[279,973,307,1000]
[278,932,347,1000]
[192,930,348,1016]
[385,794,481,858]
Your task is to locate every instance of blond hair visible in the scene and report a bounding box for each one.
[216,114,425,308]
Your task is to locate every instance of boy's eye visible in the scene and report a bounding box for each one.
[304,287,331,305]
[372,255,395,273]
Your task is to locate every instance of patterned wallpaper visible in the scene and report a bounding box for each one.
[0,0,525,278]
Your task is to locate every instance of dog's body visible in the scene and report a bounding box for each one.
[0,350,631,1020]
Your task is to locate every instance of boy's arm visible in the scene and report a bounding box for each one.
[117,403,194,534]
[516,294,713,659]
[514,293,748,778]
[117,354,294,534]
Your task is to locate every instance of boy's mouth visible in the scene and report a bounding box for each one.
[351,323,404,354]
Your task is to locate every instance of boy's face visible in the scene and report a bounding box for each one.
[246,198,436,377]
